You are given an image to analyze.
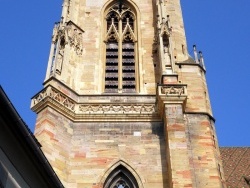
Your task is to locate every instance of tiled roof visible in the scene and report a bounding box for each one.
[220,147,250,187]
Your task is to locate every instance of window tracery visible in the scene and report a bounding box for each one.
[104,2,137,93]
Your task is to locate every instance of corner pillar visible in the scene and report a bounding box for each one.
[157,84,194,187]
[164,104,193,188]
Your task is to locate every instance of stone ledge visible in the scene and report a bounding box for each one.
[157,84,187,103]
[31,85,161,122]
[157,84,188,118]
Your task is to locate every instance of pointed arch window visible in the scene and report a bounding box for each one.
[104,165,139,188]
[104,2,137,93]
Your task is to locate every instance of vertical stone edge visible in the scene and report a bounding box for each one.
[164,104,193,188]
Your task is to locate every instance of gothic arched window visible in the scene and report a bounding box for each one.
[104,2,137,93]
[104,165,139,188]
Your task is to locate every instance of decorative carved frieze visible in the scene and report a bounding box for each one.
[31,86,157,120]
[32,86,75,111]
[157,84,188,118]
[78,104,155,114]
[160,85,187,96]
[158,84,187,99]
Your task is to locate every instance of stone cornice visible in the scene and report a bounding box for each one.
[67,20,84,33]
[32,83,215,122]
[31,85,161,122]
[176,62,206,73]
[157,84,188,102]
[185,112,215,122]
[157,84,188,118]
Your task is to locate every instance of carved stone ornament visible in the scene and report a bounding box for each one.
[52,20,84,56]
[79,104,155,114]
[160,85,187,96]
[49,20,85,76]
[32,86,75,111]
[67,21,84,55]
[160,20,172,36]
[49,21,67,75]
[31,86,157,117]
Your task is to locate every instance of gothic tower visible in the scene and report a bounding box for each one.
[31,0,225,187]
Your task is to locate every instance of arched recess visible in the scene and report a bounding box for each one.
[99,160,144,188]
[100,0,141,94]
[104,165,139,188]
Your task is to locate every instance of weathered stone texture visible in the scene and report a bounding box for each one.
[185,114,225,187]
[45,0,189,95]
[32,0,225,187]
[35,108,168,187]
[176,64,212,114]
[162,106,225,187]
[34,108,73,185]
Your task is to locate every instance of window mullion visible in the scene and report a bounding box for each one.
[118,17,123,93]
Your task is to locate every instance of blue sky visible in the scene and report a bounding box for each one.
[0,1,249,146]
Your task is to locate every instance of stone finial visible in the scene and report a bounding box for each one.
[193,45,199,64]
[199,51,206,70]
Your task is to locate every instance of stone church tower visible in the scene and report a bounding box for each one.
[31,0,226,187]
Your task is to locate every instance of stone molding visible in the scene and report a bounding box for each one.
[176,61,206,73]
[79,104,155,114]
[31,83,190,121]
[160,84,186,96]
[157,84,188,117]
[31,85,160,121]
[98,160,144,188]
[158,84,187,98]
